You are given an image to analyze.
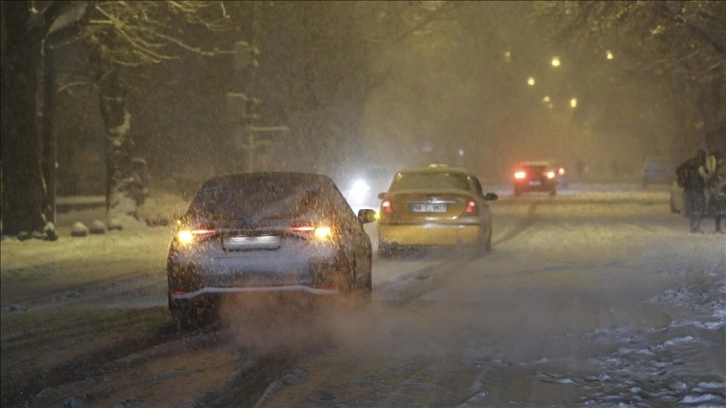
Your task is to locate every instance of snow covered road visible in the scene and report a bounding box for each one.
[1,184,724,407]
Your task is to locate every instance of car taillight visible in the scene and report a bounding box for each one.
[288,225,333,240]
[176,228,216,245]
[546,171,555,179]
[514,171,526,180]
[381,199,393,213]
[464,200,478,215]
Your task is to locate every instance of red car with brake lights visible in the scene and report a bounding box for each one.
[513,161,558,196]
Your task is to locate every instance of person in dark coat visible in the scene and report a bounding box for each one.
[676,149,707,233]
[700,148,726,233]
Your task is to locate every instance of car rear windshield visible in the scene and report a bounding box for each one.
[389,172,470,191]
[187,176,335,221]
[520,165,548,173]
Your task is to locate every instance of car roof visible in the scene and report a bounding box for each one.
[518,160,553,167]
[395,165,475,176]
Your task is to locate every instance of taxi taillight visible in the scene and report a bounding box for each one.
[381,200,393,213]
[464,200,479,215]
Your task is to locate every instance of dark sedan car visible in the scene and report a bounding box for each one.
[166,172,377,329]
[513,161,558,196]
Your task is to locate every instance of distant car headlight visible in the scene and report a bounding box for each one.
[349,179,371,203]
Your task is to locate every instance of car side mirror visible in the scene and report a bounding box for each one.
[377,192,386,199]
[483,192,498,201]
[357,208,378,224]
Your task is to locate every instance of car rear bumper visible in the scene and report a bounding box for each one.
[170,285,339,300]
[167,245,342,297]
[378,223,481,246]
[515,181,556,191]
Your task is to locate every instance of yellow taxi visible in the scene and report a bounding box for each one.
[376,164,498,257]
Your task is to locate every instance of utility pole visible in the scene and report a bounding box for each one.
[227,2,288,173]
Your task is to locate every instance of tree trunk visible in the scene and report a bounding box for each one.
[98,69,142,223]
[0,2,56,237]
[84,30,143,225]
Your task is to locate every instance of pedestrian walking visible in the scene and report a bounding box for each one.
[676,149,708,233]
[700,148,726,233]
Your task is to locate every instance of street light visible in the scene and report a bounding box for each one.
[551,56,561,67]
[527,76,536,86]
[570,98,578,108]
[606,50,614,60]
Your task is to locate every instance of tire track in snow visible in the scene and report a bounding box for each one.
[493,201,540,246]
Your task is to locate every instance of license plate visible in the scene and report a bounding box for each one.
[223,235,280,251]
[411,203,447,212]
[528,180,541,186]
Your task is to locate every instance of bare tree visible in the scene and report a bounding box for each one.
[533,1,726,156]
[1,1,70,237]
[79,1,238,222]
[1,1,240,236]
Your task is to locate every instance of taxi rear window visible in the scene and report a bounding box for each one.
[389,172,469,191]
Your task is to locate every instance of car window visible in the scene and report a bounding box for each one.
[470,176,483,196]
[522,165,547,173]
[188,177,333,221]
[389,171,470,191]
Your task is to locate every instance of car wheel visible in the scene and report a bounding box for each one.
[168,297,201,331]
[358,270,373,304]
[471,227,492,256]
[484,228,492,253]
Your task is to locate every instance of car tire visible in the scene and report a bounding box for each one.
[169,297,201,331]
[472,227,492,256]
[484,228,492,253]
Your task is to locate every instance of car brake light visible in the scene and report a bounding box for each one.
[465,200,478,214]
[288,225,333,240]
[514,171,526,180]
[546,171,555,179]
[176,228,216,245]
[381,199,393,213]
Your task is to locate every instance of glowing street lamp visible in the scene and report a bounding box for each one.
[504,50,511,62]
[527,76,536,86]
[570,98,578,108]
[606,50,614,60]
[542,96,551,103]
[551,56,561,67]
